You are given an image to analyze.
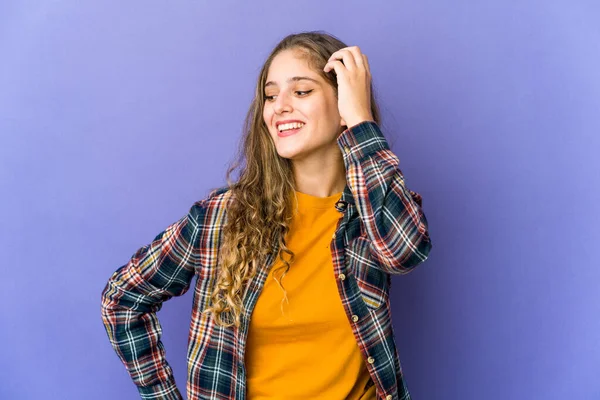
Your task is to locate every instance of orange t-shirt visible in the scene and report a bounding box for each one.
[245,190,376,399]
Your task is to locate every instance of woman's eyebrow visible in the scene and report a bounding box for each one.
[265,76,320,88]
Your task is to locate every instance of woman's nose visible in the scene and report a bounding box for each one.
[273,93,292,114]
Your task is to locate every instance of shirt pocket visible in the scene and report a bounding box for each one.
[346,236,390,310]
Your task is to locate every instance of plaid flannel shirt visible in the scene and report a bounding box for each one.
[101,121,432,400]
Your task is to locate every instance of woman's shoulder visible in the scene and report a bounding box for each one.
[205,185,233,203]
[189,185,233,217]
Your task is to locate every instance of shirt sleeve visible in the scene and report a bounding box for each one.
[337,120,432,274]
[100,199,206,400]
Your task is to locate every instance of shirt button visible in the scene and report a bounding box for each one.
[351,315,359,322]
[344,146,351,154]
[367,356,375,364]
[338,273,346,281]
[386,396,392,400]
[335,200,348,212]
[332,232,336,239]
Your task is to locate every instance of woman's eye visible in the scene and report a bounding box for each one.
[264,90,312,102]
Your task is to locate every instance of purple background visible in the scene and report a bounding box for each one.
[1,1,598,399]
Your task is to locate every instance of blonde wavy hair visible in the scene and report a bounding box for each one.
[202,31,381,328]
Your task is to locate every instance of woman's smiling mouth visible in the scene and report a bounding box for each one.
[277,121,305,137]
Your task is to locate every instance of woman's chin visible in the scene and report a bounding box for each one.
[276,146,306,161]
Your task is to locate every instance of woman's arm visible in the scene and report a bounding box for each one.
[324,46,432,274]
[338,120,432,274]
[100,199,207,400]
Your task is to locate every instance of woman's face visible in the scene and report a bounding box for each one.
[262,49,343,161]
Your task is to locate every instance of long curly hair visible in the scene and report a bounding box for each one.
[202,31,381,328]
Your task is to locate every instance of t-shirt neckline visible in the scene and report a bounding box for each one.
[293,190,343,210]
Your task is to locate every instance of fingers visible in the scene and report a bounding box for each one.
[346,46,364,68]
[362,54,371,77]
[323,59,346,77]
[329,48,357,71]
[324,52,352,75]
[324,46,370,76]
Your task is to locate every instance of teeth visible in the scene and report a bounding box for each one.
[278,122,304,132]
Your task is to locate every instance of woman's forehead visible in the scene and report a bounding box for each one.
[266,50,321,82]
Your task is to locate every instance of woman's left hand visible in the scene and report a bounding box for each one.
[323,46,374,129]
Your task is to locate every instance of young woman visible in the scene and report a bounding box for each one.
[101,31,432,400]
